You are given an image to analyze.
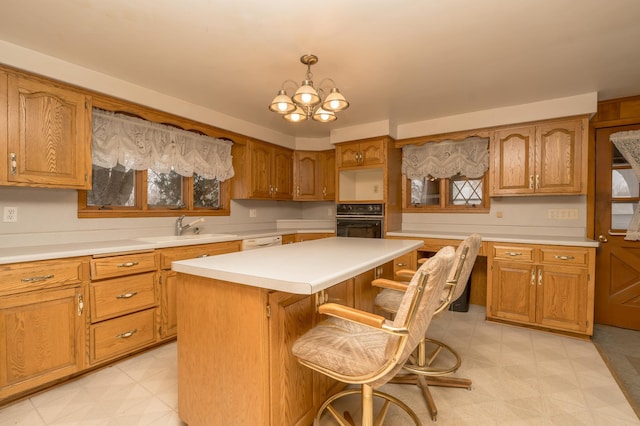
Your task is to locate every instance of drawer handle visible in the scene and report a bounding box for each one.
[117,261,139,268]
[197,254,209,258]
[116,291,138,299]
[21,274,54,283]
[116,329,138,339]
[505,252,522,257]
[396,262,406,267]
[554,255,575,261]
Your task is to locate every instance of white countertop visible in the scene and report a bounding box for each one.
[386,230,599,248]
[171,237,424,294]
[0,228,335,264]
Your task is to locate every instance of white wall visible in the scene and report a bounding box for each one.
[0,186,335,247]
[402,196,588,237]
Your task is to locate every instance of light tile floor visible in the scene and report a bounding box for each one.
[1,305,638,425]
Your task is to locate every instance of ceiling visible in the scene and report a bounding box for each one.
[2,0,640,139]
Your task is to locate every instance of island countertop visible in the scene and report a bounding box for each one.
[171,237,424,294]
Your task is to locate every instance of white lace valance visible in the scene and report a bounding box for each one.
[610,130,640,241]
[401,137,489,179]
[91,109,235,181]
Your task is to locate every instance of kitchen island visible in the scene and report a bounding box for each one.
[171,237,424,426]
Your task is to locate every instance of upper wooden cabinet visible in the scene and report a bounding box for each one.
[336,138,384,168]
[0,70,92,189]
[490,117,587,196]
[231,138,293,200]
[293,149,335,201]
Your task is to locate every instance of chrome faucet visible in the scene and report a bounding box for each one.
[175,215,205,236]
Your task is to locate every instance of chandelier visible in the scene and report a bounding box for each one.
[268,54,349,123]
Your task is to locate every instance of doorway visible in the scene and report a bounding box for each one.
[594,124,640,330]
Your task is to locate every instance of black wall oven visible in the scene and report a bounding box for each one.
[336,203,384,238]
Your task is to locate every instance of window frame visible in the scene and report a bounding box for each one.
[402,172,490,213]
[78,170,230,218]
[77,97,239,218]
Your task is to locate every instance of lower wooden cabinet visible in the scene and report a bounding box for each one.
[267,278,358,426]
[487,242,595,336]
[0,257,89,401]
[90,308,157,363]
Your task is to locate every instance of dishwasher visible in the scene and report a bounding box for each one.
[241,235,282,250]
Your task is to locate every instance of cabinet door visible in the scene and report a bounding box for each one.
[353,268,378,312]
[535,119,584,194]
[0,285,86,399]
[491,126,536,195]
[360,139,384,166]
[536,265,589,333]
[160,271,178,338]
[268,292,315,426]
[249,142,273,198]
[336,142,361,167]
[272,145,293,199]
[489,261,536,323]
[6,74,91,189]
[319,150,336,200]
[293,151,319,200]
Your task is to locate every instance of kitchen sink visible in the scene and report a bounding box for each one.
[135,233,237,243]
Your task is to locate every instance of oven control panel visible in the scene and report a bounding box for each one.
[336,203,384,217]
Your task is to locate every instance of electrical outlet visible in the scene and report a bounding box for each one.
[249,209,257,218]
[327,207,333,216]
[3,206,18,223]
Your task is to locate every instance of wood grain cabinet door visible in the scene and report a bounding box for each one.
[489,261,537,324]
[267,292,315,426]
[0,285,86,399]
[319,149,336,200]
[536,265,589,333]
[6,73,91,189]
[293,151,319,200]
[535,119,584,194]
[491,126,536,195]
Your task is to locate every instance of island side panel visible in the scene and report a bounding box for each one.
[177,273,270,425]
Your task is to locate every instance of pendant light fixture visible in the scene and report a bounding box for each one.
[268,54,349,123]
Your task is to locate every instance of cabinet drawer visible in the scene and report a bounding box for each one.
[492,245,534,262]
[90,272,157,322]
[540,247,589,266]
[90,308,156,363]
[91,252,156,280]
[158,241,240,269]
[0,257,89,296]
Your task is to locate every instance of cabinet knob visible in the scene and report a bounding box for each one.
[598,235,608,243]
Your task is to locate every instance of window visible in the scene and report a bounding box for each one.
[405,173,489,212]
[78,108,233,218]
[401,136,490,212]
[79,167,227,217]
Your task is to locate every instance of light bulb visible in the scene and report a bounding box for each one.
[277,102,288,112]
[290,113,302,122]
[320,113,330,121]
[329,99,340,110]
[301,93,312,103]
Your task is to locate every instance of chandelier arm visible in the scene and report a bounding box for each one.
[280,79,299,92]
[316,78,338,90]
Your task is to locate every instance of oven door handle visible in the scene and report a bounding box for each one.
[336,215,384,219]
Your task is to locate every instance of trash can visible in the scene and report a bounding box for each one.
[449,276,471,312]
